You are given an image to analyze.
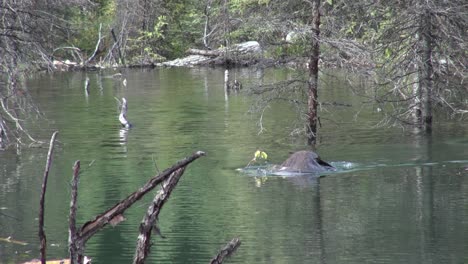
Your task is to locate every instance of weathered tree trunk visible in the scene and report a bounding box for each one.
[69,161,85,264]
[413,8,434,133]
[119,98,132,128]
[222,0,231,59]
[307,0,321,145]
[203,1,213,49]
[419,9,434,132]
[77,151,205,243]
[65,151,206,264]
[111,28,126,66]
[209,238,241,264]
[187,48,222,57]
[412,58,421,129]
[39,131,59,264]
[133,167,186,264]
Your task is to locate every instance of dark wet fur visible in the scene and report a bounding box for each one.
[280,151,335,172]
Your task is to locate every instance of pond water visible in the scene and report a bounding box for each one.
[1,67,468,264]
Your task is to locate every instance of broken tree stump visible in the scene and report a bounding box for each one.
[119,98,132,128]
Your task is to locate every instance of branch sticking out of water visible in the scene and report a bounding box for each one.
[65,151,206,264]
[39,131,59,264]
[209,238,241,264]
[69,161,84,264]
[118,97,132,128]
[133,167,187,264]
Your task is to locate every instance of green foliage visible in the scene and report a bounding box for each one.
[247,149,269,167]
[254,150,268,160]
[126,16,170,64]
[67,1,116,55]
[135,15,168,44]
[264,41,309,59]
[230,0,269,13]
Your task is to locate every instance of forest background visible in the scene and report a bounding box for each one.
[0,0,466,147]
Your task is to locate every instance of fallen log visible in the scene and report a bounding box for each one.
[186,48,222,57]
[22,256,91,264]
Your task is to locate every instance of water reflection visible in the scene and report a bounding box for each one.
[119,128,128,145]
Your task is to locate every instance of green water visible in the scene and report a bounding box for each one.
[1,67,468,264]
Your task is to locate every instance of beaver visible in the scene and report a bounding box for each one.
[276,150,335,173]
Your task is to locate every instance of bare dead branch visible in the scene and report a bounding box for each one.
[85,23,103,65]
[133,167,187,264]
[38,131,59,264]
[78,151,206,243]
[209,238,241,264]
[69,160,82,264]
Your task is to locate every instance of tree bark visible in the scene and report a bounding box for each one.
[78,151,205,243]
[39,131,59,264]
[307,0,321,145]
[69,161,85,264]
[111,28,126,66]
[133,167,186,264]
[186,48,222,57]
[419,8,434,132]
[209,238,241,264]
[412,58,421,129]
[119,98,131,128]
[66,151,204,264]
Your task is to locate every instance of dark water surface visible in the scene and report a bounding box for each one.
[1,68,468,264]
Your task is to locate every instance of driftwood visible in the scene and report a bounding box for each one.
[209,238,241,264]
[68,151,206,263]
[22,256,91,264]
[39,131,59,264]
[186,48,223,57]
